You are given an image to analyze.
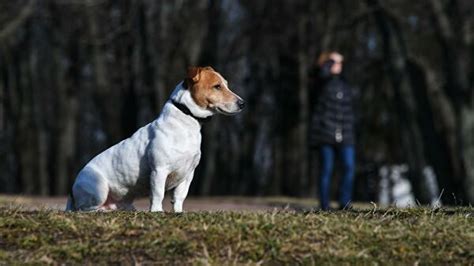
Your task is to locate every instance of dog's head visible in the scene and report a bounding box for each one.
[184,66,245,115]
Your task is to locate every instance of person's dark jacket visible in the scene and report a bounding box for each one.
[310,61,355,147]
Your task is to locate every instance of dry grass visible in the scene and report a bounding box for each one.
[0,205,473,264]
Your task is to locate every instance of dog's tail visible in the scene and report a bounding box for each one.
[65,186,76,212]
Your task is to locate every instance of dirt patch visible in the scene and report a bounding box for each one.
[0,195,291,211]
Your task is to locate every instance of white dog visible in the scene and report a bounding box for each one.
[66,66,245,212]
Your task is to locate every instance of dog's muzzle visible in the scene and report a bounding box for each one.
[237,99,246,110]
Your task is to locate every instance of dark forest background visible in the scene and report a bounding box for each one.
[0,0,473,205]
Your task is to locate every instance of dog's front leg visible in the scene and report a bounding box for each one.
[150,168,168,212]
[172,171,194,213]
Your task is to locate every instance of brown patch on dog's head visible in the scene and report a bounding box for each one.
[185,66,211,86]
[184,66,245,114]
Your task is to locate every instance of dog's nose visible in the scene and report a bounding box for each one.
[237,99,246,109]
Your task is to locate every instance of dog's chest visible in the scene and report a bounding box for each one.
[166,152,201,190]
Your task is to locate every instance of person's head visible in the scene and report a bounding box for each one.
[318,51,344,75]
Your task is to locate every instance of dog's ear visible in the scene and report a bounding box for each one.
[187,66,201,82]
[185,66,201,89]
[203,66,215,72]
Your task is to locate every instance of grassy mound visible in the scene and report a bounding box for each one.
[0,207,473,264]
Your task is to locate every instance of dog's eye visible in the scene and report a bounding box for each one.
[213,84,221,90]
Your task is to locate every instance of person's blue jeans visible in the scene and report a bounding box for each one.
[319,144,355,210]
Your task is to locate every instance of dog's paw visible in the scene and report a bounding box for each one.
[150,207,164,212]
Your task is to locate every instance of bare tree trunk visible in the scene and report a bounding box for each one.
[0,0,38,192]
[53,71,78,195]
[297,16,309,195]
[85,1,118,145]
[413,57,463,202]
[320,1,338,51]
[0,0,34,42]
[428,0,473,203]
[52,28,79,195]
[0,46,19,193]
[17,42,36,194]
[200,120,218,195]
[461,103,474,203]
[271,138,283,195]
[151,0,169,112]
[30,19,49,195]
[368,0,430,202]
[198,0,219,195]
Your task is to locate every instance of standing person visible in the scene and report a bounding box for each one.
[310,51,356,211]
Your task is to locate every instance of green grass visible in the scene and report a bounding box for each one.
[0,207,473,264]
